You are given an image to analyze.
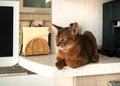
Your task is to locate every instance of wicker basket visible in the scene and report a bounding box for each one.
[25,38,50,56]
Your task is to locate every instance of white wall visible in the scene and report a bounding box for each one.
[51,0,112,53]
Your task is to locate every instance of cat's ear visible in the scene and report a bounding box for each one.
[70,22,79,35]
[52,24,62,31]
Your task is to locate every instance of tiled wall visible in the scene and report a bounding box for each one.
[19,13,51,53]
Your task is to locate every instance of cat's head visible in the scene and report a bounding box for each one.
[53,22,79,52]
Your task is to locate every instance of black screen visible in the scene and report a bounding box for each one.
[0,6,13,57]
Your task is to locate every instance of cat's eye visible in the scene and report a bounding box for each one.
[60,38,68,42]
[63,38,67,42]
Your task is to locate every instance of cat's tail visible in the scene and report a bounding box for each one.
[83,31,99,63]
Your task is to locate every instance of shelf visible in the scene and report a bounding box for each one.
[114,26,120,28]
[19,54,120,78]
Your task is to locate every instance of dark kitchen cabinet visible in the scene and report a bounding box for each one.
[102,0,120,57]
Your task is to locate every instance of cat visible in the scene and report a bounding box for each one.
[53,22,99,70]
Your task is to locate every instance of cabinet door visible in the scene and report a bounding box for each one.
[112,1,120,20]
[103,2,113,49]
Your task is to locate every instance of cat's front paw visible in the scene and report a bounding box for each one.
[55,61,65,70]
[92,54,99,63]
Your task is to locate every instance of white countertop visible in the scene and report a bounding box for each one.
[19,54,120,77]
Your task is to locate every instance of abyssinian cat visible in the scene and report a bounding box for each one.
[53,22,99,70]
